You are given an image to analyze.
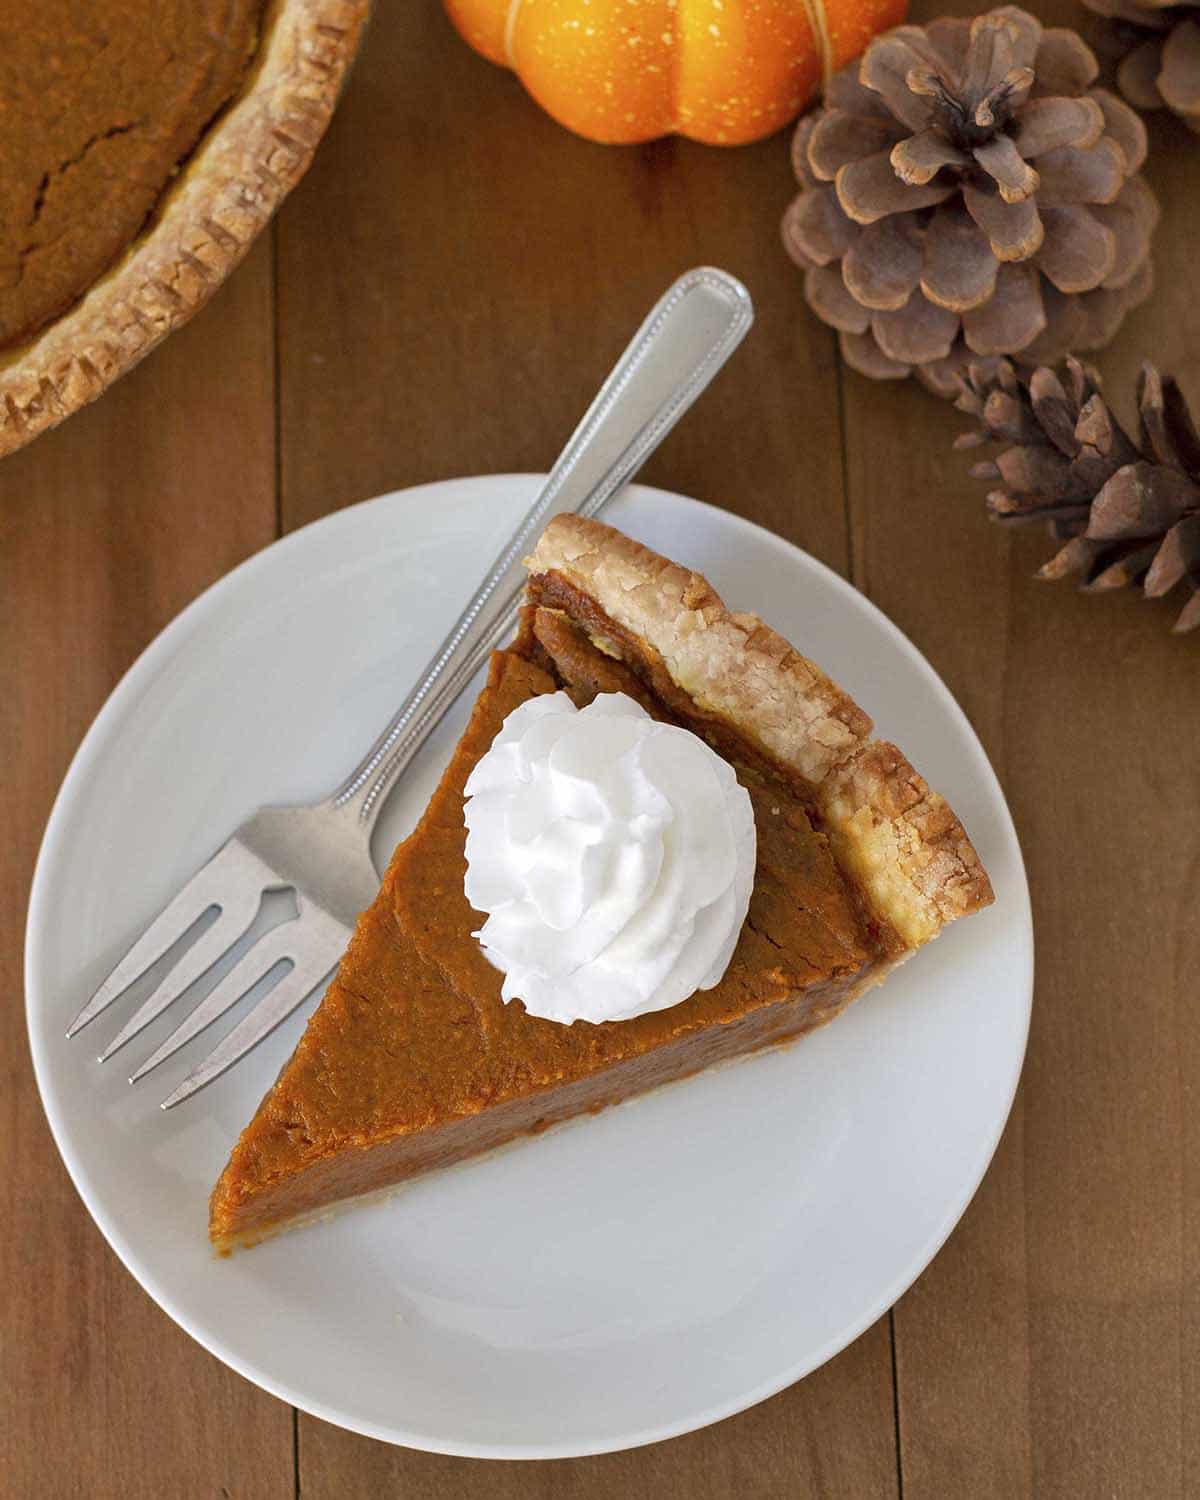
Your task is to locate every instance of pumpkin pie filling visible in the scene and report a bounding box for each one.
[0,0,267,349]
[210,517,992,1250]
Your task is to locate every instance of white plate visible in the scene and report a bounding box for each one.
[26,477,1032,1459]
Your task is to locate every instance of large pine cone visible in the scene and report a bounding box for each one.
[956,356,1200,632]
[1082,0,1200,130]
[783,6,1159,397]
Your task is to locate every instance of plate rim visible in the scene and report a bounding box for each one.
[25,475,1033,1459]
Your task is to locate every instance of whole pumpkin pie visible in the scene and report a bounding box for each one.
[0,0,369,456]
[210,516,994,1251]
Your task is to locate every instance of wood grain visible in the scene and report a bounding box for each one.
[297,1323,899,1499]
[843,2,1200,1495]
[7,0,1200,1494]
[0,242,293,1498]
[275,0,851,574]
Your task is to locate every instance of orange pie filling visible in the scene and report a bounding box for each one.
[210,605,896,1248]
[210,518,992,1251]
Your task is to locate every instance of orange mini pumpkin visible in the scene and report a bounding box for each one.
[444,0,909,145]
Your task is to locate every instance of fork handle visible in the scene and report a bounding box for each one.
[331,266,755,830]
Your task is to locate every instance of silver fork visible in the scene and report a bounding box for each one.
[67,267,755,1109]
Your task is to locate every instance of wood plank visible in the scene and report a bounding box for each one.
[276,0,850,575]
[276,1,899,1491]
[842,369,1035,1500]
[842,0,1200,1492]
[1,239,293,1500]
[1009,102,1198,1499]
[298,1321,898,1500]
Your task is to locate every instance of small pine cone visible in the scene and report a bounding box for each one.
[955,355,1200,632]
[1081,0,1200,131]
[782,6,1159,398]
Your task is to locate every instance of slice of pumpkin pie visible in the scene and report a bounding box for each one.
[210,516,993,1250]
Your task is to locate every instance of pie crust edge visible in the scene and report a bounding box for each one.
[0,0,371,457]
[526,513,995,949]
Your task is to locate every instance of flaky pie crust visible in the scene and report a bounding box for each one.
[0,0,370,458]
[526,514,993,949]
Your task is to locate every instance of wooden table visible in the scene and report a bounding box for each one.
[4,2,1197,1495]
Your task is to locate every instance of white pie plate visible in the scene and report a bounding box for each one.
[26,476,1032,1459]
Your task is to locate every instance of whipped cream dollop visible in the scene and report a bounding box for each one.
[463,691,756,1026]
